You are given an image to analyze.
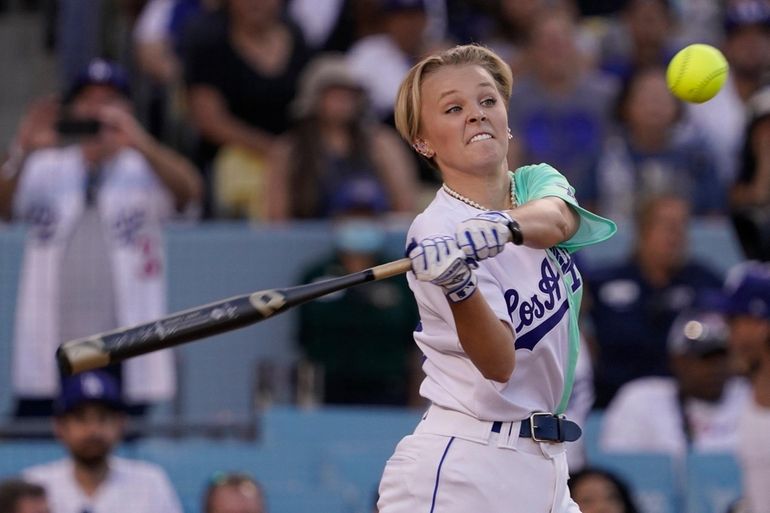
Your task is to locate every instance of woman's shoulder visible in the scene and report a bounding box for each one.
[407,193,469,240]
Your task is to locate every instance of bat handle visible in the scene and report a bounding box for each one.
[370,258,412,280]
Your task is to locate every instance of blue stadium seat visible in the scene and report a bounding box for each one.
[267,482,351,513]
[134,438,321,513]
[0,441,66,479]
[260,406,421,450]
[581,410,605,462]
[590,452,679,513]
[684,453,742,513]
[321,441,395,513]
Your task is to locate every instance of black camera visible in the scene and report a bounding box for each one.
[55,118,102,137]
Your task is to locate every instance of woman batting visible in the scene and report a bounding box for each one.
[378,44,616,512]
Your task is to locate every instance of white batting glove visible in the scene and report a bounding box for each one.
[407,236,478,303]
[455,211,515,261]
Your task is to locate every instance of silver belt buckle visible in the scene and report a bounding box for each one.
[529,412,552,442]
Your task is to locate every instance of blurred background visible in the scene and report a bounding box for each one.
[0,0,769,512]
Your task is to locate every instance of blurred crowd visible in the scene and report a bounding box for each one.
[1,0,770,512]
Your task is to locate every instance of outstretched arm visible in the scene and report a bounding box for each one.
[408,236,515,382]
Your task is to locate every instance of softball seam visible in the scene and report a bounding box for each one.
[692,66,728,102]
[670,47,691,92]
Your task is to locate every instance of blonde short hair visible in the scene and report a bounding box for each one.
[394,44,513,144]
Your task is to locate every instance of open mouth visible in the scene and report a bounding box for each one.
[468,133,493,144]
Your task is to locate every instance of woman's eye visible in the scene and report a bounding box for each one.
[445,106,461,114]
[481,98,496,107]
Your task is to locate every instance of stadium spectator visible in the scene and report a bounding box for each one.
[296,179,421,406]
[132,0,214,141]
[597,0,680,82]
[506,7,616,209]
[266,54,418,220]
[134,0,209,86]
[731,86,770,261]
[203,473,265,513]
[0,59,201,418]
[595,66,723,222]
[687,0,770,185]
[287,0,358,52]
[568,467,641,513]
[0,479,49,513]
[24,371,183,513]
[723,262,770,513]
[183,0,313,218]
[585,195,723,407]
[346,0,430,122]
[485,0,549,73]
[600,309,750,457]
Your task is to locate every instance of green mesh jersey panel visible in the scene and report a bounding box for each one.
[512,163,616,414]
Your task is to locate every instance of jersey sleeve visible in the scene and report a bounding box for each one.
[513,163,617,252]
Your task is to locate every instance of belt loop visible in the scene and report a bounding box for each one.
[496,420,520,449]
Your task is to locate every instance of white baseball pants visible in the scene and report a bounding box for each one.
[378,405,582,513]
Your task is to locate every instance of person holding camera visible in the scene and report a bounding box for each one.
[0,59,203,419]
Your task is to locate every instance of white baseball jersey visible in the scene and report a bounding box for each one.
[407,164,615,421]
[24,456,183,513]
[737,399,770,513]
[600,377,750,457]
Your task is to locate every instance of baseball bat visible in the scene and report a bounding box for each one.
[57,257,413,376]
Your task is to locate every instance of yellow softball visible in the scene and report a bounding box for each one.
[666,44,729,103]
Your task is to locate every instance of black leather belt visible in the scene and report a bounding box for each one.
[491,413,582,442]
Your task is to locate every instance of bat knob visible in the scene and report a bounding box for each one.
[56,337,111,376]
[56,346,74,377]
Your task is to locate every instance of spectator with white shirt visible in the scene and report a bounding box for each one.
[24,371,183,513]
[0,59,202,418]
[600,308,750,458]
[723,262,770,513]
[346,0,430,122]
[686,0,770,186]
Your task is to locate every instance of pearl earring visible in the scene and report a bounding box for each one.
[507,128,513,140]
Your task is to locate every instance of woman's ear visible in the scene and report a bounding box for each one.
[412,138,435,158]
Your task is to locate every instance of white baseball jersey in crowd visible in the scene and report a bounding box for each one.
[24,457,183,513]
[378,164,616,513]
[600,376,750,458]
[737,399,770,513]
[11,146,176,404]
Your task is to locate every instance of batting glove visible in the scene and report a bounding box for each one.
[456,211,517,261]
[407,235,477,303]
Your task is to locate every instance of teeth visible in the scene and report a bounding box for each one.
[470,133,492,143]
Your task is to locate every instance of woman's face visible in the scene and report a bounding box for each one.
[227,0,282,28]
[571,474,626,513]
[624,70,678,132]
[417,64,509,176]
[317,86,362,125]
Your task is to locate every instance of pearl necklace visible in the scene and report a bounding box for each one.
[442,171,518,211]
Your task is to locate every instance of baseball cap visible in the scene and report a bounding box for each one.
[54,370,125,416]
[668,310,730,357]
[724,0,770,33]
[65,59,131,103]
[722,261,770,319]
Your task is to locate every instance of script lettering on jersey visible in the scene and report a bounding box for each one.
[548,247,582,293]
[504,253,575,351]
